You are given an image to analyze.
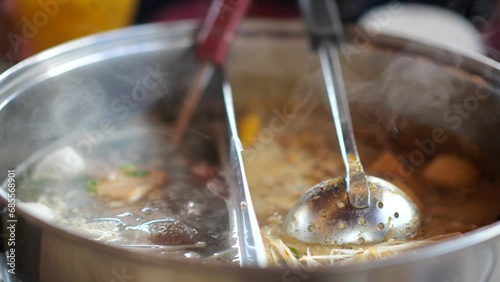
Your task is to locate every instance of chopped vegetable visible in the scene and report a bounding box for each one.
[120,163,150,178]
[238,113,262,146]
[120,163,135,172]
[73,175,99,193]
[288,246,300,258]
[24,177,53,188]
[86,180,99,193]
[126,170,149,177]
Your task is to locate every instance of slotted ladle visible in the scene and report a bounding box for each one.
[283,0,422,246]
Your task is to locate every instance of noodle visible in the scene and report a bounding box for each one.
[264,233,462,267]
[240,107,499,267]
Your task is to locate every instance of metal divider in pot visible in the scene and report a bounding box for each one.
[222,79,268,267]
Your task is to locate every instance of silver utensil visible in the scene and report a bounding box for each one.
[283,0,422,245]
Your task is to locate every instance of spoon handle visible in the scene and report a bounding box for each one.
[171,0,252,145]
[300,0,370,208]
[318,43,370,209]
[197,0,253,65]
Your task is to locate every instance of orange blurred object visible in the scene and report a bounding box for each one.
[13,0,138,56]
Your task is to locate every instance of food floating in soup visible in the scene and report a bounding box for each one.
[11,108,500,267]
[16,127,236,262]
[239,108,500,267]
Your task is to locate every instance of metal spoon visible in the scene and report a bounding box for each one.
[283,0,422,246]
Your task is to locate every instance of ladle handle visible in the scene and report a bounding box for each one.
[318,43,370,209]
[300,0,370,209]
[196,0,252,65]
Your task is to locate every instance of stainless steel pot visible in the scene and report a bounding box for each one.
[0,20,499,282]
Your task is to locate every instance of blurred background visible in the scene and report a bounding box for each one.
[1,0,500,72]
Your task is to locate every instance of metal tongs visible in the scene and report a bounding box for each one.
[170,0,267,266]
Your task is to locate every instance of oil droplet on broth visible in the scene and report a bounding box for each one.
[377,223,385,230]
[324,236,331,244]
[358,237,365,244]
[308,224,316,232]
[321,210,328,218]
[338,221,347,230]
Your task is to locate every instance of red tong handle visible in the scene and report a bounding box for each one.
[196,0,252,65]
